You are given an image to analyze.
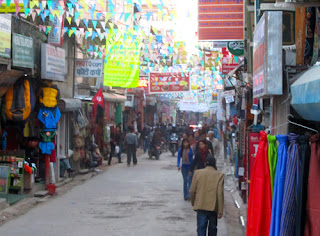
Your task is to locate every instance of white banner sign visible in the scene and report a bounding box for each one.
[41,44,65,81]
[75,59,103,78]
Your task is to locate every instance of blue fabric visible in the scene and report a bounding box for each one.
[39,142,55,155]
[2,131,7,150]
[270,135,289,236]
[280,134,299,236]
[177,148,193,168]
[38,107,61,131]
[181,166,192,199]
[212,128,219,139]
[197,210,218,236]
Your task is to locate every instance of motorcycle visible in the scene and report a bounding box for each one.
[148,142,161,160]
[170,133,178,156]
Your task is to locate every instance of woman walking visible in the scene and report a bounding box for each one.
[190,140,212,174]
[177,139,194,201]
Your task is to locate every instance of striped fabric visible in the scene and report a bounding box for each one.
[280,133,299,236]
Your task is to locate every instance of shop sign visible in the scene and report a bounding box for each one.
[211,42,227,48]
[222,90,236,97]
[253,11,283,98]
[149,72,190,94]
[139,77,149,95]
[222,57,239,75]
[248,132,260,181]
[225,95,234,104]
[198,0,244,41]
[75,59,103,78]
[12,33,34,69]
[0,166,9,194]
[0,14,11,59]
[228,41,244,56]
[125,94,134,107]
[48,0,65,46]
[0,0,24,13]
[41,44,66,81]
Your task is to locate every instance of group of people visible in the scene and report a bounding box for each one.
[177,128,224,236]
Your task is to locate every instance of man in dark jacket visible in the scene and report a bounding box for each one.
[124,126,138,167]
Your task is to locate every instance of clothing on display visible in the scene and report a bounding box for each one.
[247,131,272,236]
[39,142,55,155]
[280,134,299,236]
[305,134,320,236]
[296,135,311,236]
[267,135,277,195]
[270,135,289,236]
[37,107,61,131]
[40,130,56,142]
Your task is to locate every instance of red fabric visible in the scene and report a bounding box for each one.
[199,146,209,164]
[24,164,33,174]
[305,134,320,236]
[247,131,272,236]
[91,88,105,118]
[50,139,56,162]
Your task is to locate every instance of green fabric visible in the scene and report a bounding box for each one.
[115,103,122,126]
[267,135,278,196]
[40,130,56,142]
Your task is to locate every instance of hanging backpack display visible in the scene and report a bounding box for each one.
[5,77,35,122]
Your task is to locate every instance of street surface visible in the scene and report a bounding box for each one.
[0,151,244,236]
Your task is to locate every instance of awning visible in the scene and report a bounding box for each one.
[57,98,82,112]
[291,65,320,122]
[103,92,126,102]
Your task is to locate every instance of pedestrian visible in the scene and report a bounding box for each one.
[190,156,224,236]
[141,124,150,153]
[195,131,200,141]
[195,131,214,155]
[177,139,194,201]
[188,133,197,154]
[207,131,221,158]
[191,140,213,174]
[108,126,123,165]
[124,126,138,167]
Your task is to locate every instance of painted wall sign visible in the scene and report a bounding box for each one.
[75,59,103,78]
[41,44,66,81]
[198,0,244,41]
[228,41,244,56]
[0,14,11,59]
[222,57,239,75]
[12,33,34,69]
[149,72,190,94]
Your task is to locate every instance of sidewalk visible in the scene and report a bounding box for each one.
[0,149,145,226]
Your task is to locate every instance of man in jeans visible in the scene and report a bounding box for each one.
[190,156,224,236]
[124,126,138,167]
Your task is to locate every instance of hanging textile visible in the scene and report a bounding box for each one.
[305,134,320,236]
[267,135,278,195]
[280,133,299,236]
[270,135,289,236]
[247,131,272,236]
[296,135,311,236]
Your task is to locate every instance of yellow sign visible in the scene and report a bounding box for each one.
[0,4,24,13]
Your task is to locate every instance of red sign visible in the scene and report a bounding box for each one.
[139,77,149,95]
[248,132,260,181]
[198,0,244,41]
[222,57,239,75]
[149,72,190,94]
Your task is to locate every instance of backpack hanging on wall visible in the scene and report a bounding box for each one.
[5,77,35,122]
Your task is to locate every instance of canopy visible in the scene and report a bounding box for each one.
[103,92,126,102]
[291,66,320,122]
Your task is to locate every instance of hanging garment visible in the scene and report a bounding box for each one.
[280,133,300,236]
[270,135,289,236]
[305,134,320,236]
[247,131,272,236]
[267,135,278,195]
[37,107,61,131]
[296,135,311,236]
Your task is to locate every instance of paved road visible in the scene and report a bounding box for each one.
[0,151,244,236]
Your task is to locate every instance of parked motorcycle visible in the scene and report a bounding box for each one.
[148,142,161,160]
[170,133,178,156]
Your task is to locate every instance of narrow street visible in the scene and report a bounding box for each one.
[0,151,244,236]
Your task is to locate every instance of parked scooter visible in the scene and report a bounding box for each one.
[170,133,178,156]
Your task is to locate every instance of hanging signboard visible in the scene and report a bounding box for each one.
[139,77,149,95]
[198,0,244,41]
[0,14,11,59]
[75,59,103,78]
[48,0,65,46]
[248,132,260,181]
[104,34,141,88]
[12,33,34,69]
[253,11,283,98]
[222,57,239,75]
[149,72,190,94]
[41,44,66,81]
[228,41,244,56]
